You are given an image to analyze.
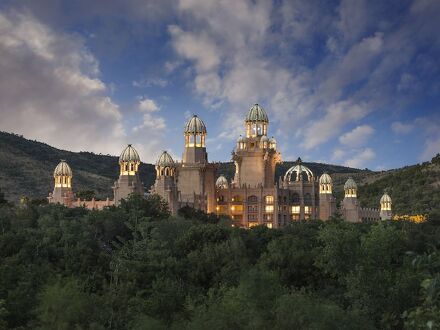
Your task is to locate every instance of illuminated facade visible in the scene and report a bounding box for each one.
[47,103,391,224]
[153,104,391,227]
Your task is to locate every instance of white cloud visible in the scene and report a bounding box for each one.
[344,148,376,168]
[133,77,168,88]
[0,10,125,156]
[301,101,368,149]
[391,121,414,134]
[138,98,160,112]
[339,125,374,147]
[332,148,346,161]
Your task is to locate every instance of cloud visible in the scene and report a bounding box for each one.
[301,101,368,149]
[339,125,374,147]
[133,77,168,88]
[344,148,376,168]
[391,121,414,134]
[0,10,125,156]
[138,98,160,113]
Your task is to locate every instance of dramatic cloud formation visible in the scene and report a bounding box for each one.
[0,10,125,155]
[0,0,439,168]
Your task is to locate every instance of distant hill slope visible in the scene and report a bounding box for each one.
[0,131,155,201]
[1,131,438,217]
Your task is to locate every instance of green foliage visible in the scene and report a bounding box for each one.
[1,198,440,329]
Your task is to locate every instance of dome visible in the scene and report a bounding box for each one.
[237,135,245,143]
[119,144,141,163]
[156,151,174,167]
[54,160,72,177]
[319,173,332,184]
[260,135,269,142]
[184,115,207,134]
[344,177,357,190]
[269,137,277,144]
[284,158,314,182]
[216,175,229,189]
[380,193,392,203]
[245,104,269,123]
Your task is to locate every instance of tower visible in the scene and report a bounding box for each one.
[154,151,179,215]
[318,172,336,220]
[233,104,281,188]
[342,177,360,222]
[48,160,74,206]
[113,144,144,204]
[183,115,207,164]
[177,115,216,213]
[380,191,392,220]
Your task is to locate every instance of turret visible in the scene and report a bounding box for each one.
[342,177,360,222]
[183,115,207,164]
[380,191,392,220]
[48,160,74,206]
[318,172,336,220]
[113,144,144,204]
[154,151,178,215]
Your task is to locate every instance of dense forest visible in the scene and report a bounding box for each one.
[1,191,440,329]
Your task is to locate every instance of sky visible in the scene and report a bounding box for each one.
[0,0,439,170]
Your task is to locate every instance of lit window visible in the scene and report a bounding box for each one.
[265,205,274,213]
[304,206,311,214]
[265,195,274,204]
[292,206,300,214]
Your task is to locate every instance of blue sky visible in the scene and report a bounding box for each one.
[0,0,439,169]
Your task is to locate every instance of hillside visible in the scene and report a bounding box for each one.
[0,131,438,216]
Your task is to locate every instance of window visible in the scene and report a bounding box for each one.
[248,195,258,203]
[265,195,274,204]
[292,206,300,214]
[265,205,274,213]
[304,206,311,214]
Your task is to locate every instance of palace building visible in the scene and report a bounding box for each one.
[48,104,392,227]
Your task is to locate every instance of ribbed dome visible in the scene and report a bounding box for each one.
[54,160,72,177]
[216,175,228,189]
[237,135,245,143]
[380,193,392,203]
[246,104,269,123]
[319,173,332,184]
[260,135,269,142]
[119,144,140,163]
[269,137,277,144]
[156,151,174,167]
[184,115,207,134]
[344,177,357,190]
[284,158,314,182]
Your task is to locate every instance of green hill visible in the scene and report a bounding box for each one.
[0,131,438,217]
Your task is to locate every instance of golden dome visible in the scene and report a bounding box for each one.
[54,160,72,177]
[184,115,207,134]
[119,144,140,163]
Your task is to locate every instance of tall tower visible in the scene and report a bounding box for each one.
[380,191,392,220]
[177,115,216,213]
[113,144,144,204]
[342,177,360,222]
[48,160,74,206]
[183,115,208,164]
[154,151,179,215]
[318,172,336,220]
[233,104,281,188]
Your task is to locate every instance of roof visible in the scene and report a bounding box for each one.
[216,175,228,188]
[119,144,141,163]
[284,158,314,182]
[245,104,269,123]
[54,160,72,177]
[156,151,175,167]
[319,172,332,184]
[344,177,357,190]
[184,115,207,134]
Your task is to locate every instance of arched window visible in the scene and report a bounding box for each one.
[291,193,300,204]
[248,195,258,203]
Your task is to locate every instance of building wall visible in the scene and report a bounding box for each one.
[113,174,144,205]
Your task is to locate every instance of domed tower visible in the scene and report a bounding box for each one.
[177,114,217,213]
[318,173,336,220]
[153,151,178,215]
[183,115,207,164]
[342,177,360,222]
[282,158,317,220]
[232,104,281,188]
[113,144,144,205]
[380,191,392,220]
[216,175,229,189]
[48,160,74,206]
